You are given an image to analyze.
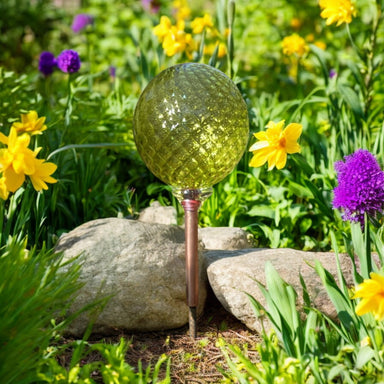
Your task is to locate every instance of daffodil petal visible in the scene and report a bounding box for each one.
[0,132,8,145]
[284,123,302,140]
[275,150,287,170]
[4,167,25,192]
[254,131,268,141]
[249,141,269,152]
[249,148,271,168]
[376,299,384,320]
[266,120,285,130]
[355,298,377,316]
[0,177,9,200]
[371,272,384,286]
[285,141,301,154]
[29,159,58,191]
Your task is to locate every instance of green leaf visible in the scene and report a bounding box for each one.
[355,346,375,370]
[288,180,314,199]
[263,262,301,347]
[299,272,312,310]
[247,204,275,219]
[337,83,364,119]
[310,43,331,84]
[351,220,374,280]
[314,260,357,335]
[303,179,334,218]
[328,364,348,381]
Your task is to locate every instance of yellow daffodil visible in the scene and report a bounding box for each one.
[290,18,302,29]
[203,42,227,58]
[282,34,309,57]
[162,29,185,56]
[2,166,27,192]
[29,158,57,191]
[12,111,47,135]
[249,120,302,170]
[154,17,195,57]
[0,128,35,192]
[0,127,36,176]
[0,127,57,197]
[163,27,195,57]
[172,0,191,21]
[0,177,9,200]
[191,13,213,34]
[153,16,173,43]
[314,41,327,50]
[319,0,356,27]
[353,272,384,320]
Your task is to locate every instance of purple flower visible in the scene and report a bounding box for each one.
[333,149,384,226]
[38,51,57,76]
[329,68,337,79]
[141,0,161,13]
[56,50,81,73]
[109,65,116,78]
[71,13,94,33]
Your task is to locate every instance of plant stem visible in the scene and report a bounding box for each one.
[47,142,128,160]
[363,4,383,116]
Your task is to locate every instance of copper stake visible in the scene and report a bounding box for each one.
[181,196,201,338]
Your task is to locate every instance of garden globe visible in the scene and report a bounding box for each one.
[133,62,249,194]
[133,62,249,337]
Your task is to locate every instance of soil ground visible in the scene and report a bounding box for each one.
[64,290,262,383]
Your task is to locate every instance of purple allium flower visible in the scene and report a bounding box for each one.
[38,51,57,76]
[141,0,161,13]
[333,149,384,226]
[71,13,94,33]
[109,65,116,78]
[56,50,81,74]
[329,68,337,79]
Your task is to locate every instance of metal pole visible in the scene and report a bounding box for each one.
[181,197,201,338]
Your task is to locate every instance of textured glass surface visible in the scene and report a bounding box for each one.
[133,63,249,189]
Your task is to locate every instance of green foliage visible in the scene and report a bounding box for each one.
[2,0,384,381]
[0,239,82,384]
[37,338,171,384]
[46,149,135,237]
[0,69,40,126]
[2,0,381,251]
[0,0,63,73]
[218,333,314,383]
[220,222,384,382]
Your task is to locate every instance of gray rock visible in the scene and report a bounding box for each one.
[138,201,178,225]
[199,227,252,250]
[56,218,206,336]
[204,248,354,334]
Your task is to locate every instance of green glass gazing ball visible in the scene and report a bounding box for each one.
[133,63,249,189]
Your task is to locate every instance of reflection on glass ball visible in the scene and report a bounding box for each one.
[133,63,249,189]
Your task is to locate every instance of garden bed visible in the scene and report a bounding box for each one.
[61,293,261,383]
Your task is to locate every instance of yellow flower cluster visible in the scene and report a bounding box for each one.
[190,13,213,34]
[153,0,226,59]
[281,22,326,81]
[282,34,309,58]
[153,16,196,58]
[319,0,356,27]
[172,0,191,21]
[0,111,57,200]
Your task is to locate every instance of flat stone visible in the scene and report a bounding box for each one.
[199,227,252,250]
[138,201,178,225]
[204,248,354,333]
